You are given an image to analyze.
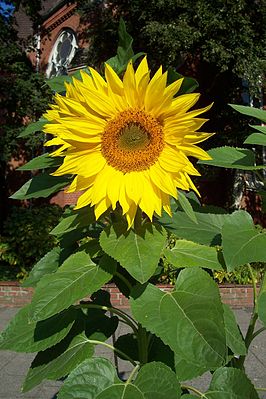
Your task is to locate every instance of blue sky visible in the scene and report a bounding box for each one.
[0,1,15,18]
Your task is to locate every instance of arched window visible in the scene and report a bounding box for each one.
[46,29,78,78]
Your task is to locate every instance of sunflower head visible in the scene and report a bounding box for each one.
[44,58,213,228]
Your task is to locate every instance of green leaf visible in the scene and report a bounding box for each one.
[106,18,145,75]
[130,269,226,375]
[221,210,266,271]
[174,355,205,381]
[249,124,266,134]
[100,222,167,283]
[258,274,266,327]
[29,252,116,321]
[181,396,198,399]
[22,247,61,287]
[116,18,134,64]
[0,305,77,353]
[167,68,199,95]
[229,104,266,123]
[51,206,95,237]
[164,239,223,271]
[46,69,85,93]
[205,367,259,398]
[177,191,197,223]
[57,358,117,399]
[18,153,62,171]
[198,147,264,170]
[222,304,246,355]
[18,118,48,138]
[22,333,94,392]
[10,174,71,200]
[158,210,230,246]
[133,362,181,399]
[96,362,181,399]
[244,133,266,146]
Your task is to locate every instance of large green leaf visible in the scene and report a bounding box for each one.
[29,252,116,322]
[10,173,71,200]
[164,239,223,270]
[58,358,118,399]
[244,132,266,146]
[51,206,95,237]
[198,147,264,170]
[258,274,266,327]
[96,362,181,399]
[229,104,266,123]
[18,118,48,138]
[18,153,62,171]
[22,333,94,392]
[221,210,266,271]
[130,269,226,375]
[222,304,246,356]
[158,210,230,245]
[0,305,77,353]
[23,247,61,287]
[100,222,167,283]
[174,355,205,381]
[205,367,259,399]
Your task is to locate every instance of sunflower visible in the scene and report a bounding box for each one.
[44,57,213,227]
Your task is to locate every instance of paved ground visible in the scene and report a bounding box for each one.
[0,307,265,399]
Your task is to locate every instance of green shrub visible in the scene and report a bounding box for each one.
[0,205,63,280]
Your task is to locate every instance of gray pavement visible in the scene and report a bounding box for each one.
[0,307,265,399]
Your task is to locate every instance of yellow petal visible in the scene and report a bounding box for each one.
[105,63,124,95]
[123,60,137,108]
[149,163,177,197]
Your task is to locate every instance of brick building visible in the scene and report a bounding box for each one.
[15,0,88,207]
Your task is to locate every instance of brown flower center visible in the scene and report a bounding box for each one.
[101,109,164,173]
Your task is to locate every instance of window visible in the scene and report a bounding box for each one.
[46,29,78,78]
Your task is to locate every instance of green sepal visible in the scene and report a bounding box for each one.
[10,173,72,200]
[18,153,62,171]
[18,118,49,138]
[167,68,199,95]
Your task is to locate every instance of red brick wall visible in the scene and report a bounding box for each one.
[0,281,258,309]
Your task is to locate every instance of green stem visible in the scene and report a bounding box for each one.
[138,324,148,365]
[181,384,207,398]
[87,339,137,366]
[247,263,258,311]
[256,388,266,391]
[115,271,133,292]
[78,303,138,334]
[235,264,258,369]
[125,365,140,385]
[252,327,266,340]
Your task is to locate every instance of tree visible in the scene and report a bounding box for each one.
[0,2,52,229]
